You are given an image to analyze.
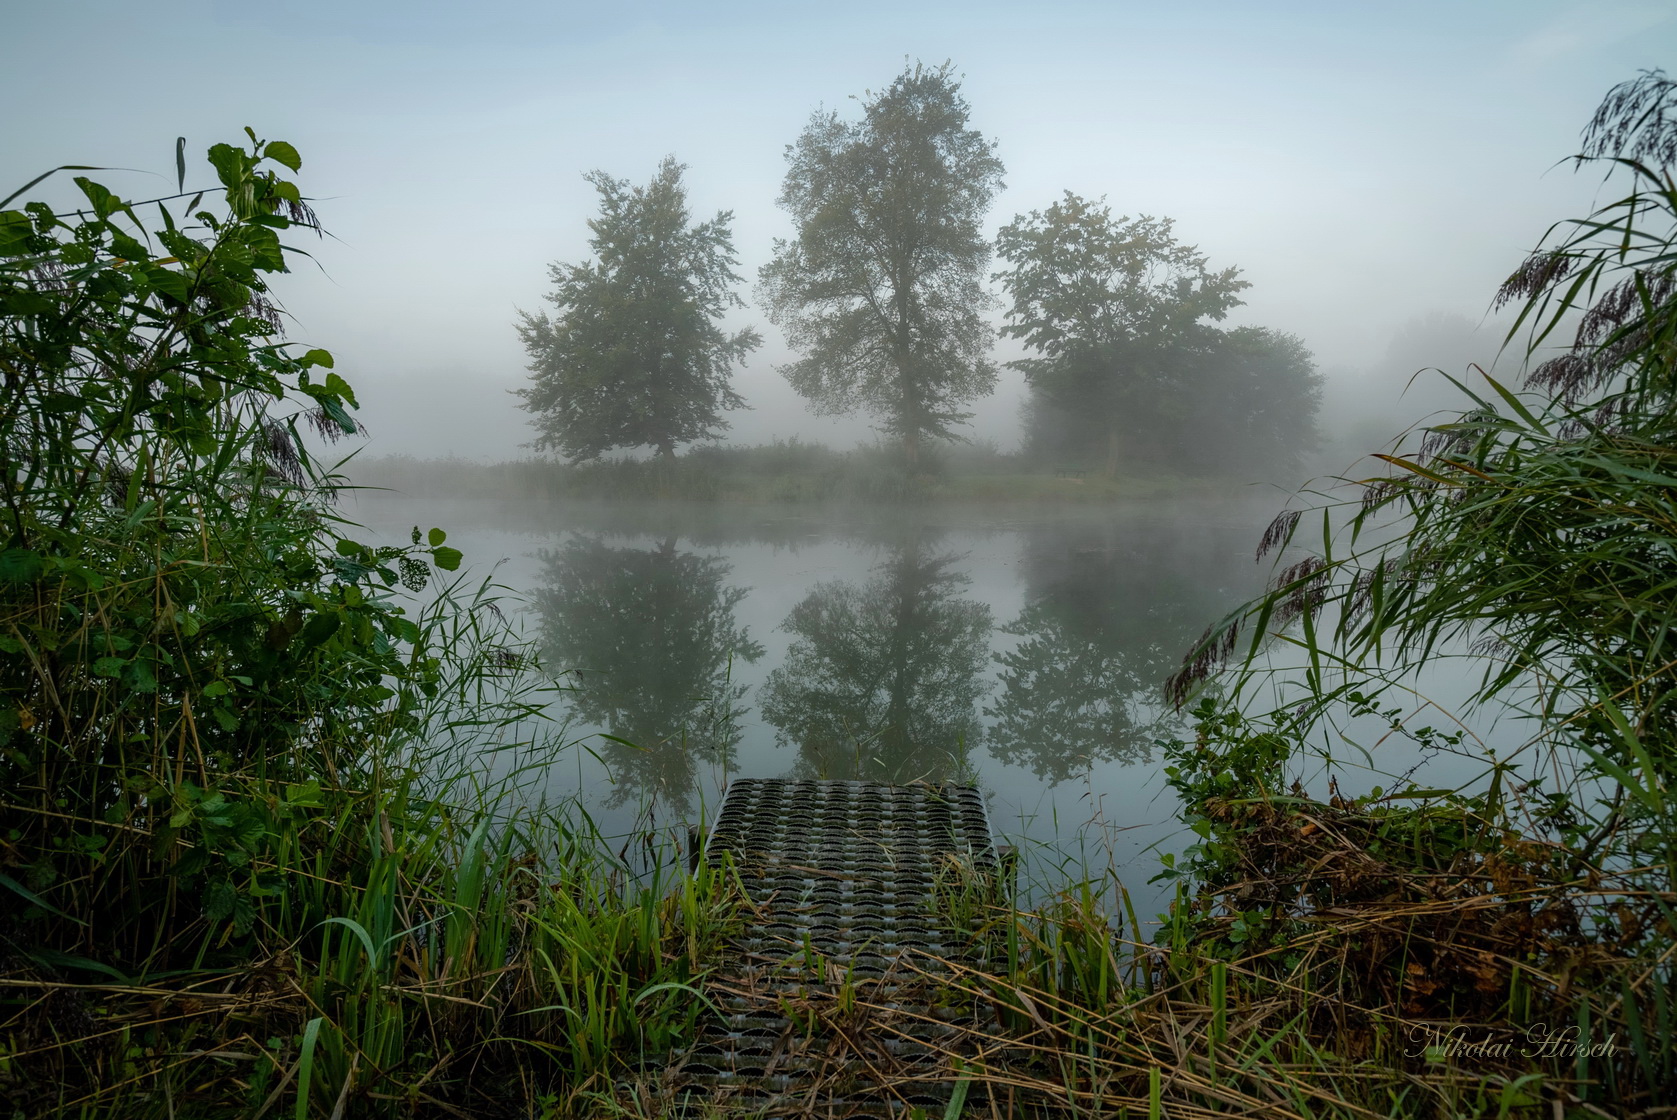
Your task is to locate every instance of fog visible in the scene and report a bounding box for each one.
[6,1,1672,464]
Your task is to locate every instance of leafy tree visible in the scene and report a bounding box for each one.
[759,541,991,782]
[994,193,1251,472]
[533,536,762,811]
[759,61,1005,469]
[518,157,760,461]
[1195,326,1322,474]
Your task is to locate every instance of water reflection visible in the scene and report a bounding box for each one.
[533,536,763,811]
[760,541,993,783]
[987,518,1262,782]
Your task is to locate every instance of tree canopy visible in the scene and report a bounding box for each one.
[517,157,759,461]
[759,61,1005,468]
[996,193,1279,471]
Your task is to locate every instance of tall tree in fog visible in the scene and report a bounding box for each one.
[517,158,760,462]
[760,543,991,782]
[759,62,1005,470]
[995,193,1248,473]
[1195,327,1322,473]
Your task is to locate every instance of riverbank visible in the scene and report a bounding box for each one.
[345,442,1252,504]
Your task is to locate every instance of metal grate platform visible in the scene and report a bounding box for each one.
[673,779,1000,1117]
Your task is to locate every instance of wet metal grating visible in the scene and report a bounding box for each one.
[673,779,998,1118]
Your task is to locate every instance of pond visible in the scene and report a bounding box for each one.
[346,492,1305,921]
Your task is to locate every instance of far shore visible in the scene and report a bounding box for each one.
[343,446,1295,505]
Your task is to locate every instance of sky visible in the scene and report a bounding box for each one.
[5,0,1674,459]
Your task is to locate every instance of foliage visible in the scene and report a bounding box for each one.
[0,132,469,966]
[759,61,1005,469]
[518,157,760,462]
[1153,70,1677,1113]
[0,137,748,1118]
[1195,325,1323,473]
[997,192,1319,475]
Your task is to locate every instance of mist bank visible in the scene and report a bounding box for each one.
[344,438,1280,503]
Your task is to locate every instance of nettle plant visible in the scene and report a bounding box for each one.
[0,134,461,959]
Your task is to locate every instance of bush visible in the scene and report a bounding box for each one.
[1162,71,1677,1111]
[0,136,742,1119]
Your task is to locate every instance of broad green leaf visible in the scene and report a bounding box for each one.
[264,140,301,172]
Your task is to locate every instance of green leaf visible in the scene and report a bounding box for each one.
[298,612,341,649]
[145,264,191,302]
[91,656,126,678]
[203,879,236,921]
[431,546,462,572]
[323,371,358,408]
[109,230,149,261]
[300,347,334,369]
[319,916,379,965]
[0,548,43,584]
[73,176,121,219]
[427,527,447,547]
[295,1017,323,1120]
[0,874,88,926]
[264,140,301,172]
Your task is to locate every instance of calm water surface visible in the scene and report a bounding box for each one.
[348,493,1293,919]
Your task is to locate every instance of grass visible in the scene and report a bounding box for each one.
[1,792,748,1118]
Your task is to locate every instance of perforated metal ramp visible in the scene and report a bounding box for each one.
[674,779,999,1117]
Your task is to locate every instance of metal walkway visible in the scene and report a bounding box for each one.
[675,779,1000,1118]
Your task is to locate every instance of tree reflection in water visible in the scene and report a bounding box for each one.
[761,541,992,783]
[987,517,1252,783]
[534,536,763,811]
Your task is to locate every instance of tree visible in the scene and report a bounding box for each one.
[517,157,759,461]
[1194,326,1322,474]
[759,62,1005,469]
[994,193,1249,472]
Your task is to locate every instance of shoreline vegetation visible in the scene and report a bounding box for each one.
[345,442,1241,505]
[4,71,1676,1118]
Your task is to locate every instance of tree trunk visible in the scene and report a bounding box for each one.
[902,431,919,472]
[1105,427,1121,479]
[658,440,675,462]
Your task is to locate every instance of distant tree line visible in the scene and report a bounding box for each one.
[517,61,1322,477]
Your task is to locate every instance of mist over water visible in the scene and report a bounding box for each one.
[348,492,1298,918]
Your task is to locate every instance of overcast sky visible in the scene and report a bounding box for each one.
[5,1,1673,458]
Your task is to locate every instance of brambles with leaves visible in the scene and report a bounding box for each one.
[0,137,748,1118]
[0,132,469,958]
